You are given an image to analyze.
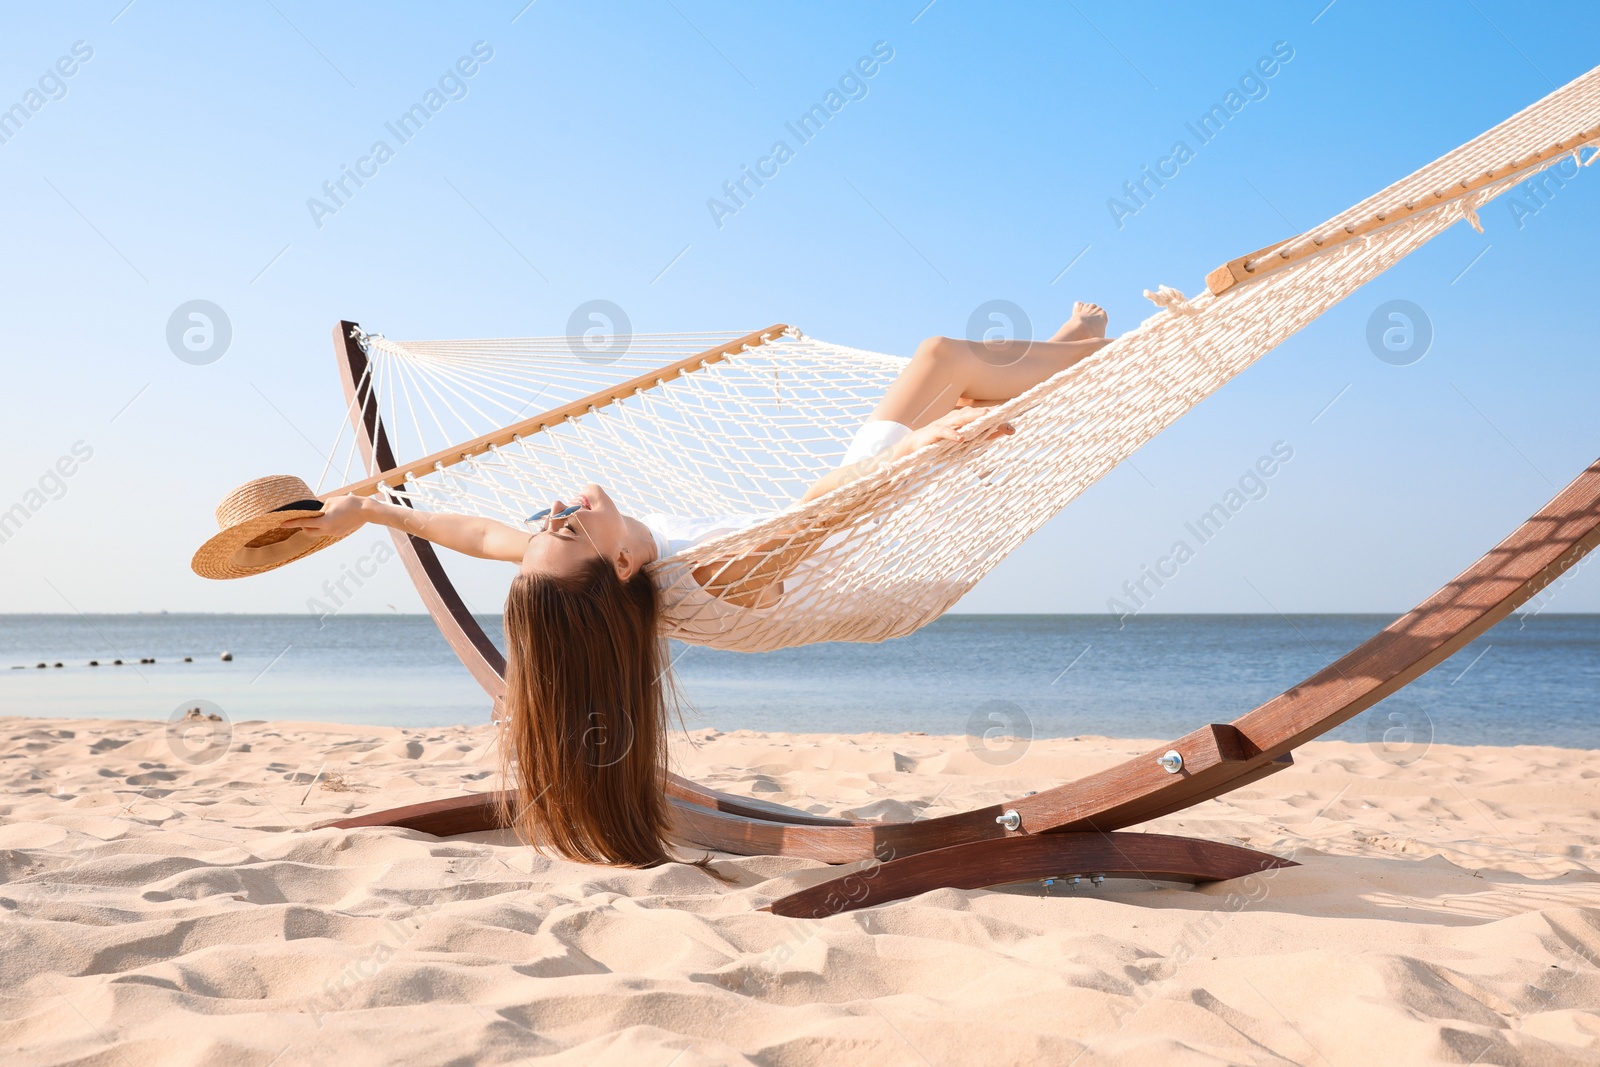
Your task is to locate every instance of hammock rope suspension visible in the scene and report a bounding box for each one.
[314,64,1600,654]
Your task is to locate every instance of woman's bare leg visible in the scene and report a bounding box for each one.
[871,302,1113,428]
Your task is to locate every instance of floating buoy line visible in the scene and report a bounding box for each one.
[7,652,234,670]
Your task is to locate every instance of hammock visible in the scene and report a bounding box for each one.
[320,66,1600,914]
[318,64,1600,653]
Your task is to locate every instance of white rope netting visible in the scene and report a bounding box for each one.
[320,332,905,519]
[320,65,1600,652]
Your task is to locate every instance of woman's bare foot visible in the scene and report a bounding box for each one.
[1052,301,1108,343]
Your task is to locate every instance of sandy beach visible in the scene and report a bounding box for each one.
[2,717,1598,1066]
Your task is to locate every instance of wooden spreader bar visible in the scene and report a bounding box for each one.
[322,317,1600,917]
[328,323,789,501]
[1206,127,1600,295]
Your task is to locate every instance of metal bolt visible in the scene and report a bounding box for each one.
[1068,875,1082,889]
[1157,749,1184,774]
[995,809,1021,832]
[1091,874,1105,887]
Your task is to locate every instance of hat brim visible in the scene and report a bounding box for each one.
[191,499,351,580]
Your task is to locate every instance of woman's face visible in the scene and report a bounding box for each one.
[520,483,657,581]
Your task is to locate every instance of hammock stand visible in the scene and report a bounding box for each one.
[325,320,1599,914]
[319,65,1600,915]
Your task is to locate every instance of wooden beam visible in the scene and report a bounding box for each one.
[335,321,509,698]
[1206,128,1600,295]
[1011,457,1600,834]
[322,790,859,836]
[325,323,789,499]
[764,832,1297,918]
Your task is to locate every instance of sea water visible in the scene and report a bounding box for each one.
[0,614,1595,749]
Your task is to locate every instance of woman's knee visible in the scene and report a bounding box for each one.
[914,334,964,368]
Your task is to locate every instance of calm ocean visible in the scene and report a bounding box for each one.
[1,614,1595,749]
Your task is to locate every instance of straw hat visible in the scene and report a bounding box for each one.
[191,475,349,580]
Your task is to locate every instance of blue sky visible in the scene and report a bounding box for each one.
[0,0,1596,618]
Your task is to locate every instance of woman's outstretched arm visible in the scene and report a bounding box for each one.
[279,496,531,563]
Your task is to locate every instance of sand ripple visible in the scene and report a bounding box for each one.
[2,717,1598,1065]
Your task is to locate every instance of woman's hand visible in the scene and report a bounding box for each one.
[891,407,1013,460]
[277,494,370,538]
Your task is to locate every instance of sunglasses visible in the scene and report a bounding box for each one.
[526,502,584,530]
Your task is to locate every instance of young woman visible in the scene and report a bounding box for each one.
[285,304,1112,866]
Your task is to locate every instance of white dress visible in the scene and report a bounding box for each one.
[639,421,908,642]
[642,511,779,642]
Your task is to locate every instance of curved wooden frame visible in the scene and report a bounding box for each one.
[328,320,1600,916]
[333,321,859,830]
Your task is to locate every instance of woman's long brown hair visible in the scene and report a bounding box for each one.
[497,556,672,867]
